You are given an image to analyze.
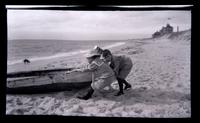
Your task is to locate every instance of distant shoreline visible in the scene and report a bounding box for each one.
[7,42,126,66]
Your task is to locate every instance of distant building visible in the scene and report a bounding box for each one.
[165,24,173,33]
[152,24,173,38]
[152,31,161,38]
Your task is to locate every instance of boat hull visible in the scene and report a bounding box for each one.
[7,81,91,94]
[7,69,92,94]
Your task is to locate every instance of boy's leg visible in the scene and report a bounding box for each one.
[122,79,132,90]
[118,57,133,90]
[77,78,110,100]
[118,60,133,90]
[115,77,124,96]
[77,86,94,100]
[94,76,116,93]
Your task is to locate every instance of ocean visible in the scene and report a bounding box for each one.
[7,39,125,65]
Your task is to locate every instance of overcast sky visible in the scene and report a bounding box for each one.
[7,10,191,40]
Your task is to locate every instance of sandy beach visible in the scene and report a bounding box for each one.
[6,30,191,117]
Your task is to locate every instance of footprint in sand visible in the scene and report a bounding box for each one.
[137,75,152,82]
[98,107,106,113]
[16,98,23,105]
[121,46,134,51]
[128,49,144,55]
[61,63,67,66]
[134,109,143,114]
[140,86,148,91]
[14,109,24,115]
[71,105,83,113]
[46,64,55,68]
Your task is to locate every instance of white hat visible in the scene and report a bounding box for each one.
[85,49,101,58]
[93,45,103,54]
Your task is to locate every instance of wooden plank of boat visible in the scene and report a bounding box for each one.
[7,69,92,94]
[7,68,74,78]
[7,76,38,81]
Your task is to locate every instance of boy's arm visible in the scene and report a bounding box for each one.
[82,63,98,72]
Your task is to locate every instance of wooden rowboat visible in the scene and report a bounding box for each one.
[7,68,92,94]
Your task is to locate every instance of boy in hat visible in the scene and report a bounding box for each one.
[77,49,116,100]
[101,49,132,96]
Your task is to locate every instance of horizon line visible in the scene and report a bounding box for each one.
[8,28,191,41]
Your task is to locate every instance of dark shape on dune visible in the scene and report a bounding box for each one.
[152,24,173,38]
[23,59,30,64]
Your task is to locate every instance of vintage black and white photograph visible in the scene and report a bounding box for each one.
[6,5,191,117]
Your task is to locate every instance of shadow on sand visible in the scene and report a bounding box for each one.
[13,87,190,106]
[92,87,191,106]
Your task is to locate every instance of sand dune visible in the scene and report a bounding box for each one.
[6,30,191,117]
